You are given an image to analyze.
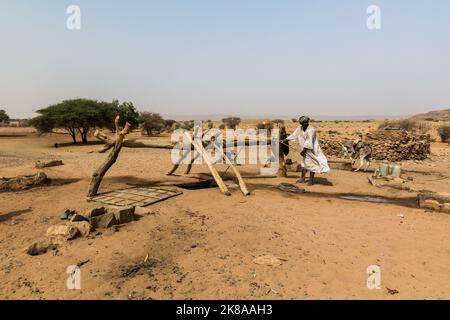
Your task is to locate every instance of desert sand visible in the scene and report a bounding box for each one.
[1,121,449,300]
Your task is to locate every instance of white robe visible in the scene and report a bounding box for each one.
[286,125,330,173]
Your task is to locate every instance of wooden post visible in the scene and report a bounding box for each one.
[278,130,287,177]
[167,147,192,176]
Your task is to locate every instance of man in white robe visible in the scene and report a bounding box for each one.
[283,116,330,185]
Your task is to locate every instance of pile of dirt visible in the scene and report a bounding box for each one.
[321,130,431,161]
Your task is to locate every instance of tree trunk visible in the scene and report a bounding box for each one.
[79,128,89,144]
[88,117,130,197]
[68,128,77,144]
[88,141,124,197]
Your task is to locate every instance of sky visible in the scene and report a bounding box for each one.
[1,0,450,119]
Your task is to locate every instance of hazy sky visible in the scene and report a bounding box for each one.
[1,0,449,118]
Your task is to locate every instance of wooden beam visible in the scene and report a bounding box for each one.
[183,130,231,196]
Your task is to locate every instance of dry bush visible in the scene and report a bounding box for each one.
[256,121,273,131]
[438,124,450,142]
[378,119,430,132]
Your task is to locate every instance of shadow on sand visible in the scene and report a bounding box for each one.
[0,208,32,222]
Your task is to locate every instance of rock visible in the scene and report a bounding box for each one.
[417,192,450,212]
[111,206,135,224]
[26,240,58,256]
[86,207,107,219]
[442,203,450,214]
[89,211,118,229]
[70,213,89,222]
[46,224,80,240]
[35,160,64,169]
[68,221,92,237]
[320,130,430,161]
[61,209,77,220]
[253,255,285,266]
[392,177,405,184]
[422,199,441,211]
[328,160,353,171]
[278,183,305,194]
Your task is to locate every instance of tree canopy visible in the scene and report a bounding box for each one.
[222,117,241,130]
[140,112,165,136]
[111,100,141,131]
[0,109,10,123]
[30,99,115,144]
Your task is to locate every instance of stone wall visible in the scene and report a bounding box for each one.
[320,129,431,161]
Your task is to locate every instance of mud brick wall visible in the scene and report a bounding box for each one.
[320,130,431,161]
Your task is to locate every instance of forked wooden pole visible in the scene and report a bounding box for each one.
[214,146,250,196]
[88,116,130,197]
[183,130,231,196]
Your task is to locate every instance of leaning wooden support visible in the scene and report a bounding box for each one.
[88,117,130,197]
[167,147,192,176]
[213,144,250,196]
[183,130,231,196]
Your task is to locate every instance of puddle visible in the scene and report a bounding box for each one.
[339,195,393,203]
[175,180,215,190]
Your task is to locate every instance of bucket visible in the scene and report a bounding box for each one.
[391,164,402,177]
[379,163,389,177]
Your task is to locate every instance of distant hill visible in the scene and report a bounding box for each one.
[411,109,450,121]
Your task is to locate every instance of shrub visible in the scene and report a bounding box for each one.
[221,117,241,130]
[438,124,450,142]
[0,109,10,123]
[256,121,273,131]
[378,119,427,132]
[140,112,165,136]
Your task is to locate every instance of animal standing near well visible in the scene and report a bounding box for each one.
[340,140,372,172]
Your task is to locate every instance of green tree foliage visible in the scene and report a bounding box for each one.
[222,117,241,130]
[256,121,273,131]
[272,119,285,127]
[29,99,114,144]
[163,119,177,132]
[205,120,214,129]
[438,124,450,142]
[111,100,141,131]
[140,112,166,136]
[0,109,10,123]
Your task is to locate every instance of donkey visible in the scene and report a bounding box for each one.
[339,140,372,172]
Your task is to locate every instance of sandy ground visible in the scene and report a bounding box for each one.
[0,123,449,300]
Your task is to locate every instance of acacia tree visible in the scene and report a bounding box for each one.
[30,99,114,144]
[140,112,166,136]
[110,100,141,131]
[222,117,241,130]
[0,109,10,124]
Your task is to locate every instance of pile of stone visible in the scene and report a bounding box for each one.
[27,206,135,256]
[320,129,431,161]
